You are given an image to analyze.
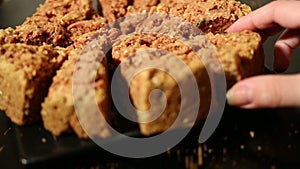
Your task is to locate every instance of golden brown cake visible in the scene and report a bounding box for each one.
[112,30,264,135]
[41,25,115,138]
[98,0,161,23]
[100,0,264,136]
[0,44,64,125]
[99,0,251,33]
[41,47,112,138]
[0,0,265,138]
[206,31,264,87]
[0,0,100,47]
[0,0,111,138]
[112,34,211,135]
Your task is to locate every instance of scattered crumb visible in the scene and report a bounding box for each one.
[198,146,203,166]
[41,138,47,143]
[232,160,237,167]
[287,144,292,149]
[176,149,180,160]
[208,148,213,154]
[249,131,255,138]
[270,165,277,169]
[185,156,189,169]
[222,147,227,154]
[193,148,196,155]
[223,136,229,141]
[3,127,11,136]
[203,144,207,151]
[0,146,5,152]
[257,145,262,151]
[167,149,171,156]
[240,145,245,150]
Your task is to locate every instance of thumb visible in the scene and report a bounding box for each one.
[226,74,300,109]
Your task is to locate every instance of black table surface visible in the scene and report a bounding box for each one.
[1,107,300,169]
[1,0,300,169]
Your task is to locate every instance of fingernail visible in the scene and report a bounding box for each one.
[226,86,253,106]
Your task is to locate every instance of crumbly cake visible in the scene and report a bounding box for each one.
[98,0,161,23]
[206,31,264,87]
[41,47,109,137]
[0,0,111,138]
[99,0,251,33]
[112,34,211,135]
[98,0,132,23]
[0,44,64,125]
[67,18,107,48]
[0,0,265,138]
[41,27,114,138]
[112,30,264,135]
[0,0,101,47]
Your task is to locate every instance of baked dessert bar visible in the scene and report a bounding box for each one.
[112,33,211,135]
[98,0,161,23]
[0,44,64,125]
[99,0,251,33]
[41,25,114,138]
[0,0,100,47]
[0,0,265,138]
[112,31,264,135]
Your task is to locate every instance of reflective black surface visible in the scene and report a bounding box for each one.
[1,107,300,169]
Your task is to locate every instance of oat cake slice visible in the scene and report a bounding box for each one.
[112,31,264,136]
[0,44,65,125]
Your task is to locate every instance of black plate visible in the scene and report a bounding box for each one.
[1,107,300,169]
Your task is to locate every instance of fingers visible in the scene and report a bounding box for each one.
[227,74,300,109]
[227,1,300,33]
[274,29,300,72]
[225,1,300,109]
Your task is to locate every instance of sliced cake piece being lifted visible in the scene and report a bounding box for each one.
[111,30,264,136]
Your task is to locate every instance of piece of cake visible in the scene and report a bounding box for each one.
[41,27,116,138]
[0,0,100,47]
[99,0,251,33]
[67,17,107,48]
[0,44,64,125]
[111,31,264,135]
[206,31,264,87]
[98,0,161,23]
[0,0,265,139]
[112,33,211,135]
[98,0,132,23]
[146,0,252,34]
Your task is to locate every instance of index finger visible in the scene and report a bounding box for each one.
[227,1,300,33]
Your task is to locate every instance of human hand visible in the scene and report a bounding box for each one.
[226,0,300,108]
